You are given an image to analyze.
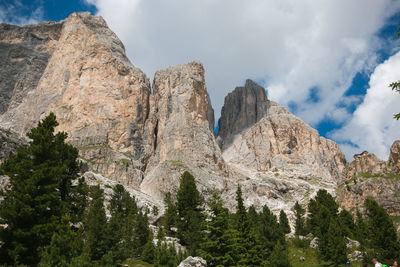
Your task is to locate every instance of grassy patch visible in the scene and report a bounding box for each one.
[78,144,109,151]
[169,160,185,167]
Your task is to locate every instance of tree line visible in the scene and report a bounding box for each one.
[1,114,399,266]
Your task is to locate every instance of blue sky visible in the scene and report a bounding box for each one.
[1,0,400,161]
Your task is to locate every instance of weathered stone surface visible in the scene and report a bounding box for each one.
[343,151,387,181]
[217,79,268,148]
[0,12,152,188]
[0,21,63,114]
[178,256,207,267]
[337,177,400,215]
[338,140,400,215]
[0,127,27,163]
[388,140,400,174]
[141,61,226,202]
[222,101,346,182]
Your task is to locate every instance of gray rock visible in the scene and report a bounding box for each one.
[310,237,319,249]
[345,237,360,249]
[0,21,63,114]
[218,79,268,149]
[348,250,363,262]
[0,127,27,163]
[388,140,400,173]
[178,256,207,267]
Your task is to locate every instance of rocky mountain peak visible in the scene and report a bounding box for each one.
[217,79,269,148]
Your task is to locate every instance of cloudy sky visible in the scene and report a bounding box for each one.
[1,0,400,161]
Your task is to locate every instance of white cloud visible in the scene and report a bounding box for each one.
[330,51,400,160]
[85,0,399,126]
[0,1,43,25]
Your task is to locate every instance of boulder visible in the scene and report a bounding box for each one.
[178,256,207,267]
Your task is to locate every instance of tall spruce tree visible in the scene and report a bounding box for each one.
[0,113,80,266]
[176,171,204,255]
[326,218,347,265]
[234,184,264,266]
[365,198,400,261]
[293,201,307,236]
[163,192,178,236]
[83,185,108,262]
[279,210,291,234]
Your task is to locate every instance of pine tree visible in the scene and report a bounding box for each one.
[326,218,347,265]
[268,241,292,267]
[293,201,306,236]
[365,198,400,261]
[39,214,84,267]
[134,209,152,258]
[198,190,232,266]
[234,184,264,266]
[83,185,108,262]
[176,171,204,255]
[338,209,355,238]
[0,113,80,266]
[279,210,291,234]
[163,192,178,236]
[258,205,284,257]
[307,189,338,236]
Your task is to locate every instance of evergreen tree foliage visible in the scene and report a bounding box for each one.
[163,192,178,236]
[325,218,347,265]
[279,210,291,234]
[293,201,307,236]
[268,241,292,267]
[258,205,284,257]
[0,113,80,266]
[83,185,108,262]
[134,209,152,258]
[364,198,400,261]
[307,189,338,236]
[233,184,264,266]
[338,209,355,238]
[176,171,204,255]
[106,184,138,263]
[38,214,83,267]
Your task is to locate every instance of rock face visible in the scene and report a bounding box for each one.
[0,12,152,187]
[337,140,400,215]
[337,177,400,216]
[0,21,63,114]
[0,127,27,164]
[222,101,346,181]
[217,79,268,148]
[388,140,400,174]
[140,62,227,202]
[342,151,387,181]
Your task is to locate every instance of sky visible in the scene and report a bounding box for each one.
[1,0,400,161]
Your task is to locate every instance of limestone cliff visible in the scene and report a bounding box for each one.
[0,21,63,114]
[217,79,269,149]
[338,140,400,215]
[140,62,227,202]
[0,12,152,187]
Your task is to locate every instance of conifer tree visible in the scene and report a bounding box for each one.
[83,185,108,262]
[338,209,355,238]
[134,209,152,258]
[268,241,292,267]
[258,205,284,257]
[326,218,347,265]
[39,214,84,267]
[293,201,306,236]
[0,113,80,266]
[234,184,264,266]
[176,171,204,255]
[279,210,291,234]
[163,192,178,236]
[365,198,400,261]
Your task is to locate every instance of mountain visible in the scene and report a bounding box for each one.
[1,12,399,219]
